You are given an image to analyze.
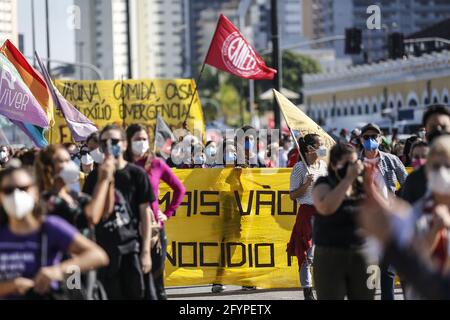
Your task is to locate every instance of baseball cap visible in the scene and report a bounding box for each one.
[361,123,382,135]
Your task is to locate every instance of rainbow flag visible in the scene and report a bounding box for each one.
[0,40,52,148]
[0,40,54,124]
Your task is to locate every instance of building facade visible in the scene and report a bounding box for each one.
[310,0,450,62]
[0,0,17,45]
[75,0,130,80]
[303,50,450,134]
[131,0,186,79]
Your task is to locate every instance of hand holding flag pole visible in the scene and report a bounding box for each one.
[273,89,337,174]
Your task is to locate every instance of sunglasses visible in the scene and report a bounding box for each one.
[1,185,32,195]
[100,139,121,146]
[100,139,121,152]
[362,135,379,141]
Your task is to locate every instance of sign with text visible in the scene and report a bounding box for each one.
[48,79,205,144]
[162,168,301,289]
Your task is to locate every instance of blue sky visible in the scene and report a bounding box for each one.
[18,0,75,63]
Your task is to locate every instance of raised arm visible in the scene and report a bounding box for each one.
[84,156,116,226]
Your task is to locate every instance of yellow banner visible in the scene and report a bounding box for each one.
[161,168,300,289]
[48,79,205,144]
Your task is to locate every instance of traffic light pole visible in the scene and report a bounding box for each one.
[271,0,281,130]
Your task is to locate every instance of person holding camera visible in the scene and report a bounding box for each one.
[312,142,376,300]
[83,125,155,300]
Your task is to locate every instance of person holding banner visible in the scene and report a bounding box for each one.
[312,143,376,300]
[287,134,328,300]
[125,124,186,300]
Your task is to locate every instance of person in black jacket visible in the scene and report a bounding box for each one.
[401,104,450,204]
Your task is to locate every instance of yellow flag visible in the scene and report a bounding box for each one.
[273,89,336,150]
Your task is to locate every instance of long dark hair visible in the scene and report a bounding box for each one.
[35,145,66,193]
[125,124,152,162]
[328,142,357,173]
[327,143,363,195]
[298,134,320,165]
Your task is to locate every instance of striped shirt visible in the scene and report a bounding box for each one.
[360,150,408,193]
[290,160,328,205]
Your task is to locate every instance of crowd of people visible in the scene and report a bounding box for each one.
[1,103,450,300]
[287,104,450,300]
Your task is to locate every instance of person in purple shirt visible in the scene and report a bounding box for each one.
[125,124,186,300]
[0,166,108,299]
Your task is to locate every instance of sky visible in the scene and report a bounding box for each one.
[18,0,75,64]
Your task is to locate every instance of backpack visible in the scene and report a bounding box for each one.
[95,189,140,256]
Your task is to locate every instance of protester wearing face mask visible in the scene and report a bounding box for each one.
[64,143,81,167]
[125,124,186,300]
[359,180,450,300]
[205,141,221,168]
[359,123,408,300]
[80,146,95,174]
[192,144,207,169]
[224,140,238,168]
[401,136,420,167]
[0,146,10,168]
[312,143,376,300]
[0,166,109,300]
[410,141,429,171]
[402,105,450,205]
[416,127,427,140]
[384,136,450,299]
[167,142,184,168]
[83,125,155,300]
[287,134,327,300]
[35,145,115,232]
[279,136,294,168]
[86,132,105,166]
[237,126,266,168]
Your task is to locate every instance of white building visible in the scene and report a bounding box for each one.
[75,0,187,80]
[130,0,186,79]
[303,51,450,134]
[75,0,130,80]
[0,0,17,45]
[310,0,450,62]
[303,51,450,133]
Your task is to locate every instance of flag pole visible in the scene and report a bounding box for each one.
[183,15,223,130]
[183,62,206,130]
[121,75,126,129]
[275,90,311,174]
[153,112,158,154]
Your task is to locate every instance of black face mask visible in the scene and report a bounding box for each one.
[426,129,450,144]
[336,163,350,180]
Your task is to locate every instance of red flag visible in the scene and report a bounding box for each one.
[205,14,277,80]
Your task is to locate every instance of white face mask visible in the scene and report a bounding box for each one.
[316,146,328,158]
[194,154,205,165]
[2,189,35,220]
[225,152,236,163]
[285,142,294,151]
[0,151,7,160]
[59,161,80,185]
[428,167,450,195]
[90,148,105,164]
[81,154,94,166]
[132,140,149,156]
[205,146,217,158]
